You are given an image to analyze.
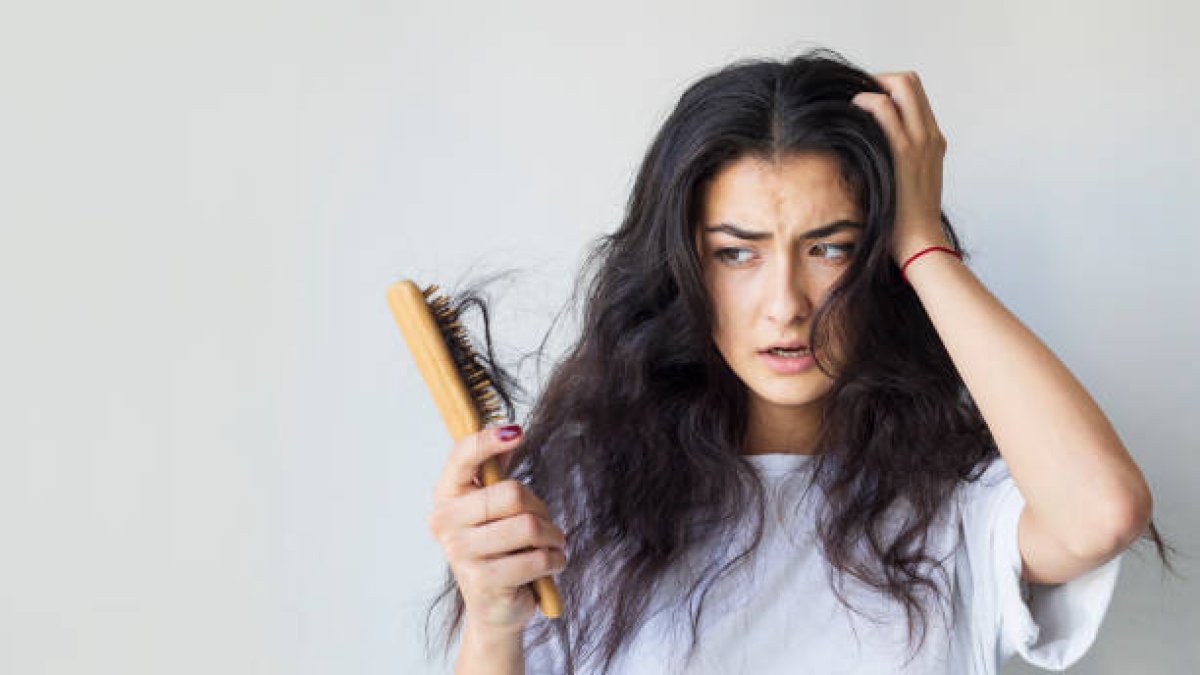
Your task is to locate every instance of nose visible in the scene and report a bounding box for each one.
[764,252,813,326]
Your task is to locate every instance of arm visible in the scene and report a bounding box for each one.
[851,71,1152,587]
[904,247,1152,583]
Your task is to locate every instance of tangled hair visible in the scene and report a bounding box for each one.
[423,47,1179,673]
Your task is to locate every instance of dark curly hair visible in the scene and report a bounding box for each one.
[421,47,1178,673]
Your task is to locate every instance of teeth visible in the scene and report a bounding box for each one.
[769,347,809,356]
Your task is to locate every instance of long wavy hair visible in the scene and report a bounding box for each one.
[422,47,1178,673]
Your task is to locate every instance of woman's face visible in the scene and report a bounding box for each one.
[695,151,863,412]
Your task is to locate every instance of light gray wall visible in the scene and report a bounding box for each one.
[2,1,1196,673]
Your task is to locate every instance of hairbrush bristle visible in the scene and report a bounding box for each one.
[421,283,507,426]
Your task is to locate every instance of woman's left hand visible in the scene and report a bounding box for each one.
[850,71,951,266]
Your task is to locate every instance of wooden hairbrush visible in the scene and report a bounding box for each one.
[385,278,564,618]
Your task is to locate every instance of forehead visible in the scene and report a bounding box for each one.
[699,152,859,223]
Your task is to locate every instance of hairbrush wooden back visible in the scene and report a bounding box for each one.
[385,278,564,618]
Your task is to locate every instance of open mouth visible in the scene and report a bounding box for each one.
[762,346,810,357]
[759,346,815,373]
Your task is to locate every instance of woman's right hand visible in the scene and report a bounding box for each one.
[427,425,568,636]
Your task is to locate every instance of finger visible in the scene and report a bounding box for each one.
[852,91,911,153]
[467,513,567,560]
[479,546,568,589]
[472,479,551,527]
[870,71,936,143]
[436,478,553,533]
[433,426,523,500]
[471,445,516,484]
[904,72,940,134]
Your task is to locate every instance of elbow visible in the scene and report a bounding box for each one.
[1115,466,1154,541]
[1117,483,1154,545]
[1073,485,1153,559]
[1097,451,1156,554]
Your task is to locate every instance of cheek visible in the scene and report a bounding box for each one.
[710,287,749,350]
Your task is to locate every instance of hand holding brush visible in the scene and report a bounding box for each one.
[385,279,566,623]
[427,424,569,633]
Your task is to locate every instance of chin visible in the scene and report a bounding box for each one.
[746,378,830,408]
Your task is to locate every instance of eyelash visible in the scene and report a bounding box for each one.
[714,243,856,266]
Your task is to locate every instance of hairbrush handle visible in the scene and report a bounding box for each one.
[385,279,564,619]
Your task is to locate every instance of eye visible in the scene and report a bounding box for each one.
[811,242,856,261]
[714,247,755,266]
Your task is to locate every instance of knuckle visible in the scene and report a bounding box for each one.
[499,479,525,509]
[458,561,482,589]
[442,531,467,560]
[533,548,554,571]
[524,492,547,517]
[520,513,542,540]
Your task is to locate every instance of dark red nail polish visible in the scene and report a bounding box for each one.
[496,424,522,441]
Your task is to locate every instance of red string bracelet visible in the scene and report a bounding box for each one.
[900,245,962,284]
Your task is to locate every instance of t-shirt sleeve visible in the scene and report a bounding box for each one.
[959,457,1125,671]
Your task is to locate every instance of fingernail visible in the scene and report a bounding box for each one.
[496,424,522,441]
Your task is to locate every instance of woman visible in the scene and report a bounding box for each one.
[424,48,1174,674]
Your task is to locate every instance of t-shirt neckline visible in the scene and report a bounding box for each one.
[743,452,817,477]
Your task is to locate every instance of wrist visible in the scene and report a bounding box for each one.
[457,619,525,675]
[463,618,525,647]
[894,235,954,267]
[897,241,961,284]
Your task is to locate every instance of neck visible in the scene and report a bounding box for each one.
[743,394,825,456]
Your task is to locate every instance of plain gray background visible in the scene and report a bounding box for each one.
[1,0,1197,673]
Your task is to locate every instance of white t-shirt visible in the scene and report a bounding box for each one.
[523,454,1124,674]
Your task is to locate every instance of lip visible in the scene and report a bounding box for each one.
[759,349,815,374]
[761,339,808,351]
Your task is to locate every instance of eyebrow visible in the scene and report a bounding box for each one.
[702,219,864,241]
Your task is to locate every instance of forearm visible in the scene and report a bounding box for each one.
[455,621,525,675]
[904,247,1152,554]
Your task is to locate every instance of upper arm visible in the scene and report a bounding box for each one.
[1016,503,1136,585]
